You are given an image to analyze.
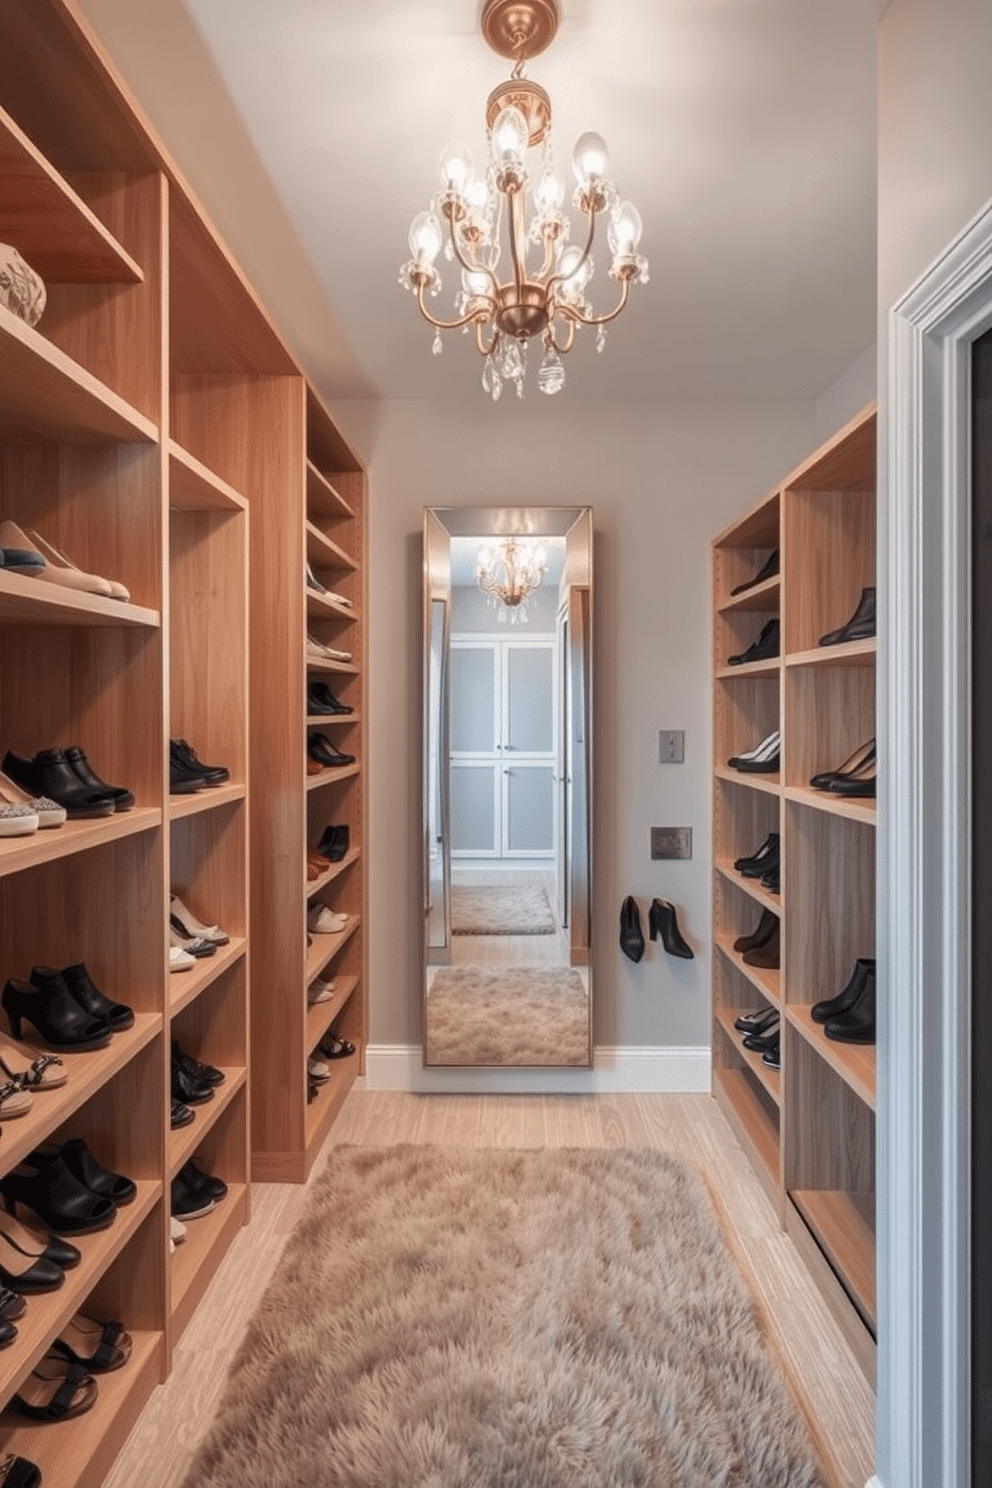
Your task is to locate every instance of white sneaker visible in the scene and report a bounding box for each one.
[322,646,352,663]
[307,904,348,935]
[170,944,195,972]
[306,633,332,658]
[308,1055,330,1082]
[307,976,337,1005]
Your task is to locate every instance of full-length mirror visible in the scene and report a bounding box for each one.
[423,507,592,1067]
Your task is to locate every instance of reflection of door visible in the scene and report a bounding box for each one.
[555,607,569,925]
[449,637,555,858]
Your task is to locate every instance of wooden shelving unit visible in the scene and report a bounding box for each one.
[711,404,877,1384]
[0,2,367,1481]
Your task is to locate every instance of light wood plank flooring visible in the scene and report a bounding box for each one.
[104,1091,875,1488]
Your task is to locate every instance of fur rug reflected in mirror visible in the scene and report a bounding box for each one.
[425,966,590,1066]
[182,1146,826,1488]
[450,884,556,935]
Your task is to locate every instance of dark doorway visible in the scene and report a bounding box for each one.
[973,325,992,1482]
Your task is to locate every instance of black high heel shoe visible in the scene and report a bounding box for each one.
[0,1151,116,1235]
[1,976,111,1051]
[30,963,133,1032]
[619,897,645,962]
[732,907,778,954]
[648,899,694,959]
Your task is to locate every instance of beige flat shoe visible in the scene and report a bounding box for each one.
[0,520,111,596]
[28,529,130,601]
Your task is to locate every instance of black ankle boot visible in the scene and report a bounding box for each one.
[648,899,694,959]
[619,897,645,962]
[819,585,876,646]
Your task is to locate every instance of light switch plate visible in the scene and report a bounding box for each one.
[651,826,692,860]
[658,730,684,763]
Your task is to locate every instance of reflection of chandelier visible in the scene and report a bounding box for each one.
[399,0,648,401]
[476,537,548,623]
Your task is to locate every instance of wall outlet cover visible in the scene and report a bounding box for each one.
[651,826,692,860]
[658,730,685,763]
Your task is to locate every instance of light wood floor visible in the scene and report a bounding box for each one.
[104,1091,875,1488]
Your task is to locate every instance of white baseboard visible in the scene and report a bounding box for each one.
[362,1045,711,1095]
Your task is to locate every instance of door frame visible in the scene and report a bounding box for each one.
[880,193,992,1488]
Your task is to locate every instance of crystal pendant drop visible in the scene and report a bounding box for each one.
[537,348,565,395]
[596,325,608,354]
[432,331,443,356]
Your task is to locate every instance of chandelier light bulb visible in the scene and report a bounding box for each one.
[438,142,473,192]
[571,131,609,185]
[409,210,443,264]
[462,268,491,297]
[466,178,490,211]
[491,105,529,165]
[534,166,563,213]
[608,200,642,255]
[558,244,591,292]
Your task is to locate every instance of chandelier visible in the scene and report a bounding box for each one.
[476,537,548,622]
[399,0,648,400]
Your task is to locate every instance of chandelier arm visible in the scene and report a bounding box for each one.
[415,279,492,332]
[546,205,597,293]
[545,316,576,354]
[562,275,632,328]
[534,222,560,282]
[475,319,499,356]
[447,220,501,296]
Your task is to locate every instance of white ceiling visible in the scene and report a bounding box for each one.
[85,0,885,405]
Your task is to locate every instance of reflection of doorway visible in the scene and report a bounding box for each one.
[449,636,557,866]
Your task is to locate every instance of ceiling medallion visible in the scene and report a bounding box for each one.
[476,536,548,621]
[399,0,648,399]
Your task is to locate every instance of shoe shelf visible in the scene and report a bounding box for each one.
[717,574,780,616]
[169,936,247,1017]
[167,782,247,822]
[714,658,780,681]
[167,1066,247,1179]
[306,711,362,727]
[306,762,360,792]
[306,459,355,520]
[0,808,161,881]
[305,914,361,985]
[0,1327,162,1488]
[785,638,876,670]
[171,1181,248,1341]
[304,1046,360,1158]
[0,1178,159,1412]
[306,974,360,1049]
[305,520,358,572]
[712,403,877,1382]
[712,1062,781,1205]
[0,571,159,630]
[305,844,360,896]
[0,307,158,446]
[168,440,248,514]
[714,1004,781,1104]
[714,932,780,1005]
[306,656,359,679]
[306,589,355,621]
[714,857,783,914]
[788,1188,876,1335]
[0,1017,160,1174]
[785,1004,875,1111]
[0,104,143,285]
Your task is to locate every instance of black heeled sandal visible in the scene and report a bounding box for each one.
[648,899,695,959]
[1,975,111,1051]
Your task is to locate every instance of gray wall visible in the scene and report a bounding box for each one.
[366,396,817,1051]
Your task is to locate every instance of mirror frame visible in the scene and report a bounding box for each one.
[422,505,593,1067]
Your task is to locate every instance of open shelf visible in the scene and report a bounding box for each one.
[305,845,360,896]
[785,638,876,669]
[715,857,782,914]
[305,915,361,985]
[305,521,358,571]
[167,783,246,822]
[306,656,359,678]
[170,1181,248,1339]
[717,574,781,615]
[790,1188,876,1332]
[0,571,158,629]
[168,440,247,513]
[169,937,246,1016]
[306,460,354,519]
[714,1004,781,1105]
[0,106,143,284]
[783,784,876,826]
[0,307,158,445]
[306,762,360,791]
[713,1065,780,1196]
[306,974,360,1048]
[168,1066,247,1178]
[714,931,780,1004]
[715,658,780,681]
[713,766,781,797]
[306,589,356,621]
[786,1004,875,1110]
[304,1048,360,1158]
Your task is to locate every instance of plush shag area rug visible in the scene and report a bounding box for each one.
[451,884,555,935]
[182,1146,826,1488]
[425,966,589,1066]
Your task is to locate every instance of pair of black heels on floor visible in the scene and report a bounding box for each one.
[619,897,694,962]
